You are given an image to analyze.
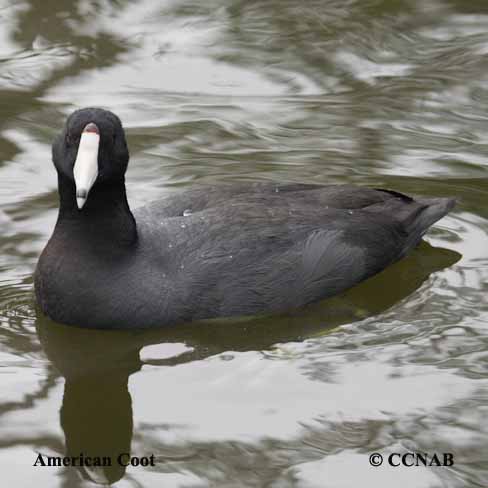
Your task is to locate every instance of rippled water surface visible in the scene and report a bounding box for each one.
[1,1,488,487]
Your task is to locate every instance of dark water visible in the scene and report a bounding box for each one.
[1,1,487,486]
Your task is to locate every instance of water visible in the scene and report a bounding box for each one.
[1,0,487,486]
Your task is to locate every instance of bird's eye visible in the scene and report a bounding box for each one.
[66,132,79,146]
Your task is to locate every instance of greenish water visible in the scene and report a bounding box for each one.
[1,1,487,486]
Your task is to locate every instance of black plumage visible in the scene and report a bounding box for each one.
[35,108,455,329]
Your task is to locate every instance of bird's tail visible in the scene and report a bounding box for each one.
[371,188,456,253]
[403,196,456,250]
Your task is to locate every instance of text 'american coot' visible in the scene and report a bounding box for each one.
[34,108,455,329]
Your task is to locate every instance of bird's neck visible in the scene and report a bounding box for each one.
[55,173,138,250]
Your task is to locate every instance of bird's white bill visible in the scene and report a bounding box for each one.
[73,131,100,209]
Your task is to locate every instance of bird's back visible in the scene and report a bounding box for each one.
[133,184,454,325]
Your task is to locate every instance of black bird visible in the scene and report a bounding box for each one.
[35,108,455,329]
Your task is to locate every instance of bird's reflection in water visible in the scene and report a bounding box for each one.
[35,241,460,484]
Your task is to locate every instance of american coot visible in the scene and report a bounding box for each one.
[34,108,455,329]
